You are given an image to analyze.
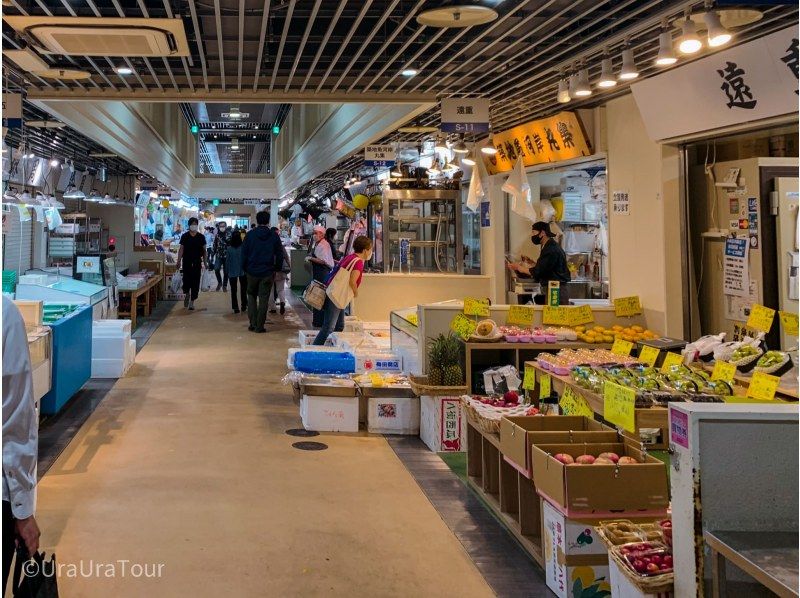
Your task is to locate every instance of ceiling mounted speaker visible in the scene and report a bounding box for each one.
[416,6,498,28]
[34,68,92,80]
[4,17,190,57]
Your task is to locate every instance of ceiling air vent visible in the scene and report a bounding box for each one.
[4,17,190,57]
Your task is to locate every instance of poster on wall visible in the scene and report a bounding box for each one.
[723,237,750,297]
[726,279,760,322]
[612,191,630,216]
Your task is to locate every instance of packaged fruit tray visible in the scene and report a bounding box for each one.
[608,541,674,594]
[461,394,538,434]
[536,348,638,374]
[498,326,577,343]
[574,324,659,345]
[596,519,666,547]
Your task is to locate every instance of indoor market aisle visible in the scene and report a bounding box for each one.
[32,291,494,597]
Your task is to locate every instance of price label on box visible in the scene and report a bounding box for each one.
[614,296,642,317]
[746,371,781,401]
[570,305,594,326]
[660,352,684,373]
[559,387,593,418]
[638,345,660,367]
[507,305,535,327]
[463,297,490,317]
[611,338,634,356]
[542,306,570,326]
[604,382,636,432]
[539,373,551,400]
[779,310,798,336]
[746,304,776,333]
[711,360,737,383]
[450,313,477,340]
[523,364,536,390]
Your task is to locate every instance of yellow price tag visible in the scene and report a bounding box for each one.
[603,382,636,433]
[746,304,776,333]
[539,374,551,400]
[406,313,419,326]
[660,352,684,373]
[611,338,634,356]
[746,371,781,401]
[523,365,536,390]
[559,387,594,418]
[638,345,660,367]
[450,313,477,340]
[571,305,594,326]
[711,360,737,383]
[507,305,535,327]
[463,297,490,317]
[614,296,642,317]
[779,311,799,336]
[542,306,570,326]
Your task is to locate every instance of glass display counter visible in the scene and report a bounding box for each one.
[16,274,108,306]
[390,306,421,375]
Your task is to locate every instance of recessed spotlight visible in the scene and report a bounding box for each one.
[115,66,133,75]
[401,68,419,77]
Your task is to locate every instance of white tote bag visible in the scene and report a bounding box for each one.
[200,269,215,292]
[170,271,183,294]
[326,258,362,309]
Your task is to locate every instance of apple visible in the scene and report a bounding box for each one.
[618,456,639,465]
[662,555,673,567]
[620,547,631,555]
[594,456,614,465]
[525,406,539,416]
[650,555,662,565]
[503,390,520,404]
[575,454,596,465]
[598,452,620,463]
[480,398,492,404]
[646,563,660,573]
[632,559,647,573]
[553,453,575,465]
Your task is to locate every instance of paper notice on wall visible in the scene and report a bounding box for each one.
[723,237,750,297]
[726,279,759,322]
[612,191,630,216]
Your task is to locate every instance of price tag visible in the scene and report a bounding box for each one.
[614,296,642,317]
[507,305,535,327]
[711,360,737,383]
[539,374,551,400]
[611,338,634,356]
[638,345,660,367]
[603,382,636,433]
[559,387,594,418]
[542,306,570,326]
[523,365,536,390]
[746,304,776,333]
[463,297,490,317]
[571,305,594,326]
[406,313,419,326]
[779,311,799,336]
[450,313,477,340]
[660,352,684,373]
[746,371,781,401]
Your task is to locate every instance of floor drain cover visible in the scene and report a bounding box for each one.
[292,441,328,451]
[285,428,319,437]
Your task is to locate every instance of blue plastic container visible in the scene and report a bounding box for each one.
[294,351,355,374]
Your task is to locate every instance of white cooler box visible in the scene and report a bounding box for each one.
[92,336,129,359]
[420,395,467,452]
[92,319,132,336]
[91,358,130,378]
[298,330,333,346]
[300,395,359,432]
[367,396,420,435]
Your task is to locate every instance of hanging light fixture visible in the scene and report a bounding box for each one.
[619,48,639,80]
[63,186,86,200]
[49,158,60,167]
[427,158,441,176]
[481,132,498,155]
[3,188,21,204]
[655,29,677,66]
[574,67,592,97]
[557,78,571,103]
[597,57,617,88]
[390,162,402,177]
[434,135,448,153]
[568,72,579,98]
[86,189,103,203]
[678,15,702,54]
[703,10,731,47]
[461,150,476,167]
[453,135,469,154]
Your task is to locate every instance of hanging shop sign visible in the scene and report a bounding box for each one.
[440,98,491,133]
[481,111,592,175]
[2,93,22,129]
[364,145,395,167]
[632,26,798,141]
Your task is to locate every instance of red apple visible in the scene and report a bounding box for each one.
[598,452,620,463]
[575,454,596,465]
[632,559,647,573]
[525,406,539,416]
[650,555,662,565]
[503,391,519,404]
[594,456,615,465]
[660,563,672,571]
[646,563,660,573]
[618,456,639,465]
[662,555,673,567]
[553,453,575,465]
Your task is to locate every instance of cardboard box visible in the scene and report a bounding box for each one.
[367,396,420,435]
[420,395,467,452]
[608,553,674,598]
[500,416,617,478]
[532,443,669,516]
[300,395,359,432]
[542,499,611,598]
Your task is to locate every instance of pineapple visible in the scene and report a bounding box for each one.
[427,334,446,386]
[428,333,464,386]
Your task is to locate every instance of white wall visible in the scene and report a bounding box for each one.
[85,204,135,272]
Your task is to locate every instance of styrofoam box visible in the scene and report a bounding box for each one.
[93,319,132,336]
[92,336,129,359]
[91,358,129,379]
[419,395,467,452]
[300,395,359,432]
[608,556,673,598]
[367,396,420,435]
[542,498,610,598]
[298,330,332,346]
[362,321,390,332]
[126,339,136,364]
[343,316,363,333]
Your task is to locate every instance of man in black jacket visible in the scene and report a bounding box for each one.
[242,211,284,332]
[508,221,571,305]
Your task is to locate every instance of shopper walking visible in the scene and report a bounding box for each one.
[326,227,342,261]
[176,217,210,310]
[226,230,248,314]
[2,297,41,592]
[242,211,284,333]
[204,226,215,263]
[213,221,232,292]
[268,227,290,315]
[313,236,373,346]
[507,221,571,305]
[307,225,335,327]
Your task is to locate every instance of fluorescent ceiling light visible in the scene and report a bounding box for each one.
[704,11,731,47]
[401,68,418,77]
[115,66,133,75]
[655,31,677,66]
[597,58,616,88]
[619,49,639,80]
[679,18,703,54]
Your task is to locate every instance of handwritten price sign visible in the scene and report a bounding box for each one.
[614,296,642,317]
[463,297,490,317]
[660,352,684,373]
[746,371,780,401]
[539,374,552,400]
[571,305,594,326]
[611,338,634,356]
[507,305,535,327]
[746,304,776,333]
[603,382,636,432]
[542,306,570,326]
[450,313,477,340]
[523,365,536,390]
[559,387,594,418]
[779,311,798,337]
[711,361,737,384]
[638,345,660,367]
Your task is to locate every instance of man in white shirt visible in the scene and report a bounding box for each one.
[2,296,40,590]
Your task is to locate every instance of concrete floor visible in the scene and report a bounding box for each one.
[32,291,494,597]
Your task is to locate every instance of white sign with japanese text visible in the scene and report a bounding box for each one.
[441,98,491,133]
[723,237,750,297]
[2,93,22,129]
[612,191,630,216]
[632,26,797,141]
[364,145,395,167]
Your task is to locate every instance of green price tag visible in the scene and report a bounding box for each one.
[463,297,490,317]
[450,313,477,340]
[559,387,594,418]
[523,365,536,390]
[603,381,636,432]
[638,345,660,367]
[660,352,684,373]
[539,374,552,400]
[711,360,737,383]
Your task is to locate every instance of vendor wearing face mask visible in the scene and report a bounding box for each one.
[507,221,571,305]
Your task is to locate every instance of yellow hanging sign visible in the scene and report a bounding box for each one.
[603,382,636,433]
[746,371,781,401]
[542,306,571,326]
[571,305,594,326]
[450,313,477,340]
[638,345,660,367]
[614,296,643,317]
[539,374,552,400]
[507,305,535,327]
[559,387,594,418]
[779,311,799,336]
[611,338,634,356]
[746,304,776,333]
[523,365,536,390]
[463,297,490,318]
[660,352,684,373]
[711,361,737,384]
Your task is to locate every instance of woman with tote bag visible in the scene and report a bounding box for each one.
[312,236,373,346]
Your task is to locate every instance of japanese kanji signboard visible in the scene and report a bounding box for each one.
[440,98,490,133]
[363,145,395,167]
[481,111,592,175]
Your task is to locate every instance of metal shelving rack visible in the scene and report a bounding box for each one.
[49,213,102,266]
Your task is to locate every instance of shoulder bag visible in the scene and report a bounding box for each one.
[326,257,362,309]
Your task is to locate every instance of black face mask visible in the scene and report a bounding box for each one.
[531,234,542,245]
